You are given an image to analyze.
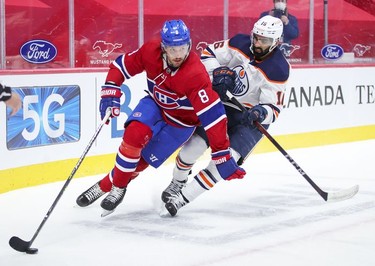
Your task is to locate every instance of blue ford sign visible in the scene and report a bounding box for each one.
[20,40,57,64]
[321,44,344,61]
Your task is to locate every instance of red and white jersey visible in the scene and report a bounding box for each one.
[201,34,290,124]
[105,38,229,152]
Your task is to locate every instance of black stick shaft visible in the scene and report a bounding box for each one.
[230,97,328,201]
[10,111,111,251]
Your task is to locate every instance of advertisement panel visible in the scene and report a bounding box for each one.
[0,67,374,193]
[6,85,80,150]
[276,67,375,134]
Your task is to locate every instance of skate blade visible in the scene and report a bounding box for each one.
[101,209,115,217]
[159,205,172,217]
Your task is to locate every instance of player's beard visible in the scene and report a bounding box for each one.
[253,46,270,60]
[168,57,184,68]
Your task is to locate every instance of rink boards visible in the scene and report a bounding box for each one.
[0,66,374,193]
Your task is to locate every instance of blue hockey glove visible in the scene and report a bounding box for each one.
[241,105,267,126]
[212,66,236,101]
[211,149,246,181]
[100,83,122,123]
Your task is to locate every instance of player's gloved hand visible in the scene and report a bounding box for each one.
[0,83,12,101]
[212,66,236,101]
[241,105,267,126]
[211,149,246,181]
[100,83,122,124]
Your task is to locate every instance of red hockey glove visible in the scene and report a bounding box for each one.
[211,149,246,181]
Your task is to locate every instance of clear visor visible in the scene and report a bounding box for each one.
[164,43,190,57]
[251,33,273,46]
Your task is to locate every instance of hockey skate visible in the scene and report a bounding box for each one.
[165,192,189,217]
[100,185,126,217]
[76,181,106,207]
[161,179,187,203]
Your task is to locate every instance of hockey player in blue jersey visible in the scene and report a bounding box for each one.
[162,15,291,216]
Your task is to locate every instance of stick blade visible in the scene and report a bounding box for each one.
[326,185,359,202]
[9,236,31,252]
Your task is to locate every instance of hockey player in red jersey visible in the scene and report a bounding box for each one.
[76,19,245,215]
[162,16,290,216]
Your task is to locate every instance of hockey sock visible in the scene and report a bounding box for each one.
[173,155,194,182]
[173,134,208,181]
[130,157,149,181]
[100,157,149,191]
[99,173,113,192]
[182,159,223,201]
[112,121,152,188]
[181,172,210,202]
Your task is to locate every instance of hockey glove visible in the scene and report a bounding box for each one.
[212,66,236,101]
[211,149,246,181]
[241,105,267,126]
[100,83,122,123]
[0,83,12,102]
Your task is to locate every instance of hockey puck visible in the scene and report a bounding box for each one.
[25,248,38,254]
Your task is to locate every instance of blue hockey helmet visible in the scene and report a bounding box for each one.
[161,20,191,47]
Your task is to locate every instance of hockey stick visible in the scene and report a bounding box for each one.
[230,97,359,202]
[9,110,112,254]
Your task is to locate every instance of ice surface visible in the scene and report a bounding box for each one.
[1,140,374,266]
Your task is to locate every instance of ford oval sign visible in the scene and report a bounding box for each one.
[20,40,57,64]
[321,44,344,61]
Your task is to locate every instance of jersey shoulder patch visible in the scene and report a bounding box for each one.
[228,34,252,58]
[253,48,290,82]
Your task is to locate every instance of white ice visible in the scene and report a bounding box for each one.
[1,140,374,266]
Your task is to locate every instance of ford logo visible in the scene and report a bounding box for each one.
[20,40,57,64]
[321,44,344,60]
